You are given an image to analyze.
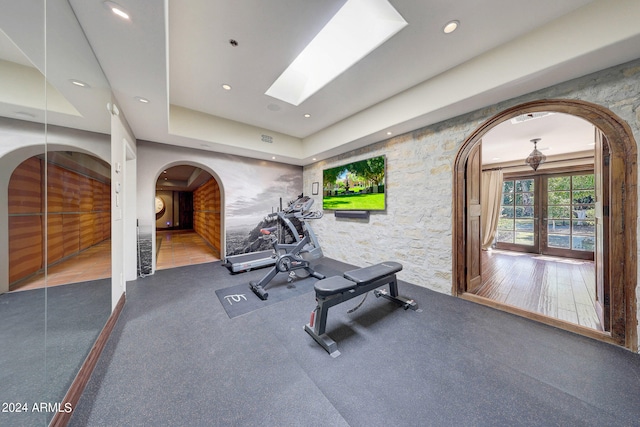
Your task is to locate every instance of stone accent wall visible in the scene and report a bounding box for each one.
[303,59,640,316]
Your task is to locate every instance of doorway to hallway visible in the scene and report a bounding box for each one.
[154,164,222,271]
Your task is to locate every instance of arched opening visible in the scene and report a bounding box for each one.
[453,99,638,351]
[8,151,111,291]
[153,163,223,270]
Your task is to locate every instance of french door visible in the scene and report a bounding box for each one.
[496,177,538,253]
[496,171,595,261]
[541,173,595,260]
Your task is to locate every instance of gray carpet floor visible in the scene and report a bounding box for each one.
[68,259,640,426]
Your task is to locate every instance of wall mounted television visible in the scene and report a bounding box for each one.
[322,155,386,211]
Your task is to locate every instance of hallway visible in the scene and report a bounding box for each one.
[156,230,219,270]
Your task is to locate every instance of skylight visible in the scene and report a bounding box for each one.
[265,0,408,106]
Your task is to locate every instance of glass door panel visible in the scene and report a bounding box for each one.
[543,174,595,259]
[496,178,537,252]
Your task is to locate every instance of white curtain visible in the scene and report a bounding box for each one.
[481,169,503,250]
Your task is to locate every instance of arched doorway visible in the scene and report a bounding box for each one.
[153,164,223,270]
[453,99,637,351]
[8,151,111,290]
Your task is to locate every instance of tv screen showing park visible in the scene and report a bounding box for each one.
[322,155,386,211]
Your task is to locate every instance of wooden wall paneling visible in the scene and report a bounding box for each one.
[89,213,99,245]
[79,175,93,212]
[95,213,104,242]
[8,158,112,284]
[203,213,210,245]
[192,177,221,253]
[92,179,103,214]
[102,182,111,212]
[193,211,198,232]
[63,214,81,257]
[105,210,111,239]
[63,168,80,212]
[47,213,64,264]
[47,164,65,213]
[96,211,109,244]
[9,215,43,283]
[8,157,42,214]
[79,214,94,250]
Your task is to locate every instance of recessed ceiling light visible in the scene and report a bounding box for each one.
[70,79,89,88]
[135,96,149,103]
[104,1,130,20]
[492,157,501,161]
[312,158,317,161]
[222,84,232,91]
[386,131,392,135]
[443,20,459,34]
[304,113,311,118]
[272,156,276,160]
[265,0,408,106]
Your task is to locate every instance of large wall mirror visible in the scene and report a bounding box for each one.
[0,1,112,425]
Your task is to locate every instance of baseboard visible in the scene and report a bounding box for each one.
[49,292,126,427]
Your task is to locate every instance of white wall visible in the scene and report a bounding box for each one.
[124,140,138,282]
[110,103,136,310]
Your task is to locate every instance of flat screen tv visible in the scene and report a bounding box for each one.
[322,155,386,211]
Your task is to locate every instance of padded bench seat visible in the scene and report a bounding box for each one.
[314,276,357,297]
[343,261,403,284]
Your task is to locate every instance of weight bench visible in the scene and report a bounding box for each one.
[304,261,418,356]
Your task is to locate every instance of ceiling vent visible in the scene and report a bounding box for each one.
[510,111,554,124]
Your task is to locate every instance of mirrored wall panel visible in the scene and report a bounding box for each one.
[0,1,112,425]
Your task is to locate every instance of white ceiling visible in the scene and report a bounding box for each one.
[482,112,595,167]
[2,0,640,166]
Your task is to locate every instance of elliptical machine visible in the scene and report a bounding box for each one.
[249,194,325,300]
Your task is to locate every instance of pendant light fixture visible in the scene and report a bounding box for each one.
[525,138,546,171]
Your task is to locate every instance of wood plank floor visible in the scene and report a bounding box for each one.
[156,230,219,270]
[10,230,219,292]
[10,240,112,292]
[474,249,602,331]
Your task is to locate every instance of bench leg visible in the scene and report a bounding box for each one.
[304,323,340,357]
[304,301,341,357]
[373,278,418,310]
